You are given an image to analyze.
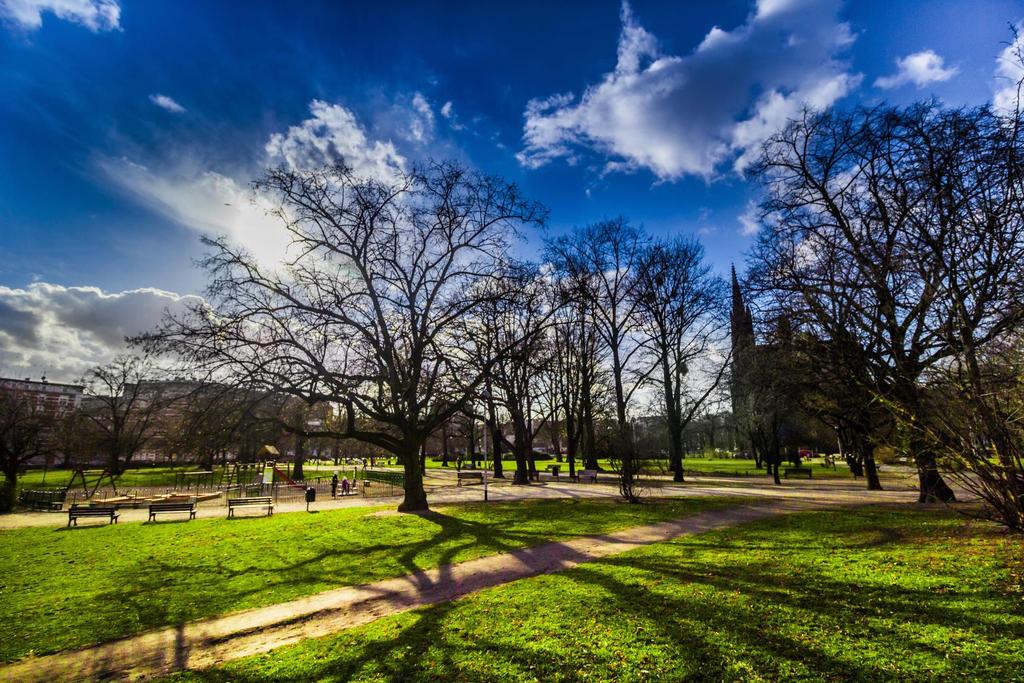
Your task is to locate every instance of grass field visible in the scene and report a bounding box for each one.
[166,507,1024,683]
[0,496,736,662]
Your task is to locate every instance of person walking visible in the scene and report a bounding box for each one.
[331,472,339,498]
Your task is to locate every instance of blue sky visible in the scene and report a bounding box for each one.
[1,0,1022,379]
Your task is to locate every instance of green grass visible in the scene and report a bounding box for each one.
[168,507,1024,683]
[0,496,736,662]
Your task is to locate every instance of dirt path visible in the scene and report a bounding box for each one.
[1,498,858,682]
[0,473,917,529]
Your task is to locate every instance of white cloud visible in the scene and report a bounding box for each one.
[0,0,119,32]
[874,49,958,89]
[98,157,291,268]
[517,0,858,181]
[100,98,420,269]
[265,99,406,181]
[149,94,186,114]
[408,92,435,143]
[438,99,469,132]
[994,26,1024,115]
[0,284,200,381]
[738,201,760,236]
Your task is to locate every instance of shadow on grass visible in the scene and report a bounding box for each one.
[169,509,1023,683]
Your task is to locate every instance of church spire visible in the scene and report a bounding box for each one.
[730,265,753,350]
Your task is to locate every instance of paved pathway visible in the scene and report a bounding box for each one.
[0,496,894,683]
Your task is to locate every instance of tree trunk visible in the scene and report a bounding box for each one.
[916,449,956,503]
[491,424,504,478]
[398,442,429,512]
[0,472,16,513]
[661,353,685,482]
[849,428,882,491]
[293,434,305,481]
[864,454,883,491]
[565,409,578,479]
[441,423,449,467]
[485,382,504,478]
[511,413,531,485]
[581,370,598,470]
[897,383,956,503]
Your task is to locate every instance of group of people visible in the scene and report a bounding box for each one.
[329,473,353,497]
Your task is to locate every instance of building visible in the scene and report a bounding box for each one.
[0,376,84,416]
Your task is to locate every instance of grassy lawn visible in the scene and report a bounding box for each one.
[0,496,736,662]
[168,507,1024,683]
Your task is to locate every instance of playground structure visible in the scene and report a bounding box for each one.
[17,449,402,512]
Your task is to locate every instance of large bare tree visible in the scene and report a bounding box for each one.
[634,237,728,482]
[141,162,545,511]
[750,102,1024,502]
[461,265,558,484]
[80,355,176,480]
[548,218,649,501]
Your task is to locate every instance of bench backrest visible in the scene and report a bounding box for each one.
[228,497,273,505]
[150,502,195,511]
[69,505,116,514]
[457,472,483,478]
[579,469,597,476]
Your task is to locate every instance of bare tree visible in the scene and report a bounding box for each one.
[462,265,558,484]
[750,102,1024,502]
[548,218,650,501]
[909,333,1024,530]
[80,355,173,480]
[140,162,545,511]
[634,237,728,481]
[549,277,603,474]
[0,388,57,510]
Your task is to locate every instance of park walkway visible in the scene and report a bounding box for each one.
[0,495,902,683]
[0,471,918,529]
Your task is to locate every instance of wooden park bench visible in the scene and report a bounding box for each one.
[576,469,598,483]
[457,471,484,486]
[227,496,274,518]
[546,465,562,478]
[148,500,197,522]
[67,505,119,527]
[783,467,813,479]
